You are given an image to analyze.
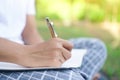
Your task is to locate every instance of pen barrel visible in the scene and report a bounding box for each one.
[48,25,57,38]
[46,17,58,38]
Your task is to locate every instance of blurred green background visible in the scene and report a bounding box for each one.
[36,0,120,80]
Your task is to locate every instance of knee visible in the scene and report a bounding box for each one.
[79,38,107,61]
[70,38,107,61]
[90,38,107,61]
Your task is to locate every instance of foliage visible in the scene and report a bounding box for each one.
[86,4,105,22]
[36,0,120,22]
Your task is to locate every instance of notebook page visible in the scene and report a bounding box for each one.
[0,49,87,70]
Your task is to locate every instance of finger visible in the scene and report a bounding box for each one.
[58,51,66,63]
[55,38,73,51]
[61,47,71,60]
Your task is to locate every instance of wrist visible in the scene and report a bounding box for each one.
[0,44,27,64]
[15,44,39,67]
[7,44,31,66]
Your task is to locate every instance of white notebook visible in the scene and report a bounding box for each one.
[0,49,87,71]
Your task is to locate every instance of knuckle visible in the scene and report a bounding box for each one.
[55,47,62,51]
[70,43,73,48]
[64,52,71,60]
[54,43,61,48]
[51,39,62,47]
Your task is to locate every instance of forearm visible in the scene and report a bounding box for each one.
[22,28,44,45]
[22,15,44,45]
[0,38,26,63]
[0,37,72,67]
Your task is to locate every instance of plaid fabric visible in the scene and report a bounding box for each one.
[0,69,85,80]
[0,38,107,80]
[69,38,107,80]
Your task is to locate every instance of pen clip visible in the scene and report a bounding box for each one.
[45,17,58,38]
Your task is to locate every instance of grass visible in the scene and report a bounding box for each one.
[37,24,93,40]
[103,44,120,80]
[37,23,120,80]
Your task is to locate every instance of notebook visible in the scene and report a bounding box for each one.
[0,49,87,71]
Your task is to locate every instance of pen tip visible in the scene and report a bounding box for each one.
[45,17,49,19]
[45,17,49,21]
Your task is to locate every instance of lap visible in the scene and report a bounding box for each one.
[0,69,85,80]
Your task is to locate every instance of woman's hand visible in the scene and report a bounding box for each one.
[17,38,73,68]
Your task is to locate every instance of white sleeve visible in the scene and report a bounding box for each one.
[26,0,36,15]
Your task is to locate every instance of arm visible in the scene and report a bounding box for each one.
[0,15,40,64]
[0,37,72,68]
[22,15,44,45]
[0,38,27,64]
[0,16,73,67]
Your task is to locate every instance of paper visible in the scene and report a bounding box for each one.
[0,49,87,71]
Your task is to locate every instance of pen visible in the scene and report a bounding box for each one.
[45,17,58,38]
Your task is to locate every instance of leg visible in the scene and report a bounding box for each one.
[0,69,85,80]
[0,38,107,80]
[69,38,107,80]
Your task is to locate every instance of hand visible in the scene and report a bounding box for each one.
[17,38,73,68]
